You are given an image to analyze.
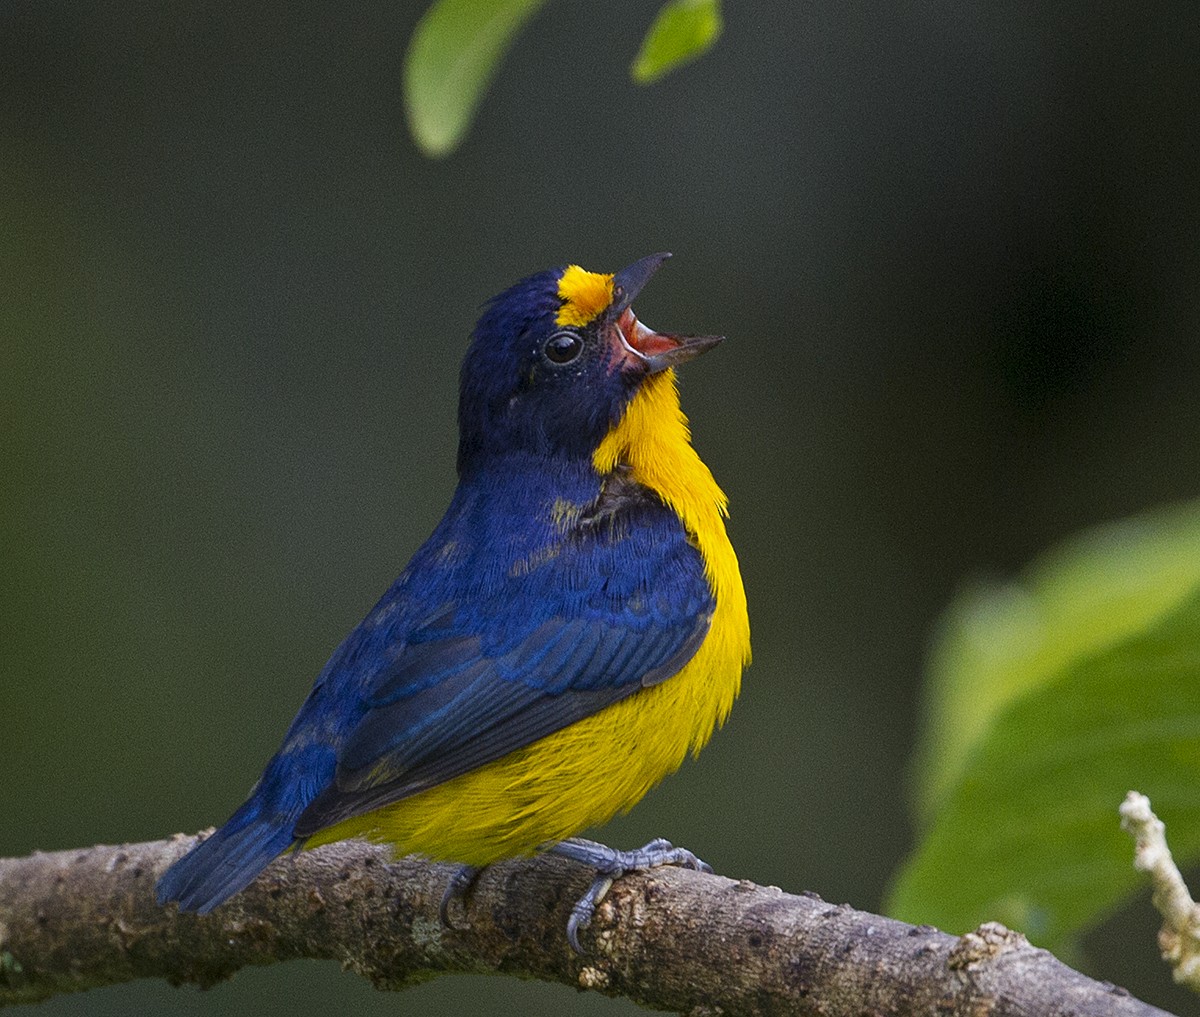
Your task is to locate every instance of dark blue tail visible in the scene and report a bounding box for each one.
[156,798,298,913]
[157,744,337,912]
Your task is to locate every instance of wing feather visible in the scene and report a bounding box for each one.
[293,493,714,839]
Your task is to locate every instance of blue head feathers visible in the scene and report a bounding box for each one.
[456,255,720,473]
[457,265,630,471]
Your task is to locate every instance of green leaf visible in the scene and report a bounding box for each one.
[888,501,1200,953]
[403,0,548,158]
[911,502,1200,826]
[631,0,723,85]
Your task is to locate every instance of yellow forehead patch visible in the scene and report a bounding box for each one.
[556,265,614,327]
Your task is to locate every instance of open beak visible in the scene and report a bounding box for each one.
[608,252,725,374]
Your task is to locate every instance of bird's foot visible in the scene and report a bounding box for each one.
[547,837,712,952]
[439,863,482,929]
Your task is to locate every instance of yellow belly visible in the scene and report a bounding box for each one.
[305,588,745,864]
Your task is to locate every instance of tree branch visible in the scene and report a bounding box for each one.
[0,833,1175,1015]
[1121,791,1200,993]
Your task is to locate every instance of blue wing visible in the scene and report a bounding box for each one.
[157,469,713,912]
[293,492,713,836]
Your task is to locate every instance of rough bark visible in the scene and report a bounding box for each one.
[0,833,1176,1015]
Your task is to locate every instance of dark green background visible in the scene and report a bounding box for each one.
[4,2,1199,1013]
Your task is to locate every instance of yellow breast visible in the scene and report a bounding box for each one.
[308,371,750,864]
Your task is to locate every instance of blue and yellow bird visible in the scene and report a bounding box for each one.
[156,253,751,948]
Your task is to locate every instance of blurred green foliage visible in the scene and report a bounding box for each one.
[404,0,723,155]
[890,501,1200,957]
[631,0,723,85]
[404,0,549,157]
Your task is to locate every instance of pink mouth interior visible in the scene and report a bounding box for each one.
[617,307,681,359]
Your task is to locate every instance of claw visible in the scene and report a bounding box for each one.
[548,837,711,952]
[566,874,613,952]
[439,863,482,929]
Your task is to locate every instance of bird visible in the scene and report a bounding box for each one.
[156,252,751,950]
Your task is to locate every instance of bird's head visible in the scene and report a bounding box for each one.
[457,253,721,472]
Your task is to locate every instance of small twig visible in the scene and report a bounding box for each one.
[1120,791,1200,993]
[0,833,1177,1015]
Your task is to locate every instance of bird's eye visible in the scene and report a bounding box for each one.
[544,331,583,365]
